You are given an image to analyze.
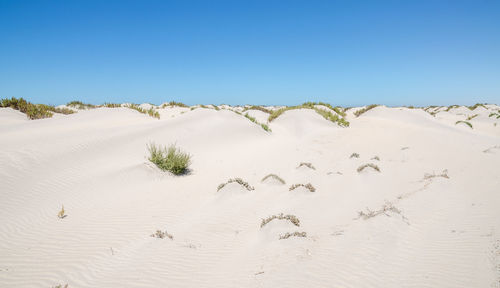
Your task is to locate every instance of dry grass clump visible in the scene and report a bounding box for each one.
[52,284,68,288]
[350,153,360,158]
[445,105,459,112]
[354,104,378,117]
[67,101,96,109]
[261,174,285,184]
[242,105,271,114]
[147,143,191,175]
[357,163,380,173]
[217,178,255,191]
[150,230,173,240]
[126,104,160,119]
[455,120,473,129]
[357,201,407,223]
[297,162,315,170]
[423,169,449,180]
[279,231,307,240]
[244,113,272,132]
[1,97,75,119]
[371,156,380,161]
[289,183,316,192]
[261,213,300,228]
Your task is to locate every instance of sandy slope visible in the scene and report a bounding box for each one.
[0,105,499,288]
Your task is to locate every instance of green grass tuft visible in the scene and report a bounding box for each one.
[147,143,191,175]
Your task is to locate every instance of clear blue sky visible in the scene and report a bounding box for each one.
[1,0,499,106]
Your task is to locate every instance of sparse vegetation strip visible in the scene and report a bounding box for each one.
[217,178,255,191]
[261,174,285,184]
[357,163,380,173]
[289,183,316,192]
[279,231,307,240]
[261,213,300,227]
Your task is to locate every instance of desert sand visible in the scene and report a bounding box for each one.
[0,103,499,287]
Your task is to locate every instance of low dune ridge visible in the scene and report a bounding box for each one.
[0,103,499,288]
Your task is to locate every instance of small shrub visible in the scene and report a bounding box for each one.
[279,231,307,240]
[150,230,173,240]
[357,163,380,173]
[289,183,316,192]
[455,120,473,129]
[217,178,254,191]
[261,213,300,227]
[261,174,285,184]
[147,143,191,175]
[350,153,360,158]
[297,162,315,170]
[354,104,378,117]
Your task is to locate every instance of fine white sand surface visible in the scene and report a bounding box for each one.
[1,104,499,287]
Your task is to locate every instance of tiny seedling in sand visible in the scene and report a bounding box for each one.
[297,162,315,170]
[371,156,380,161]
[357,163,380,173]
[57,205,66,219]
[350,153,360,158]
[261,213,300,228]
[289,183,316,192]
[147,143,191,175]
[217,178,255,191]
[150,230,173,240]
[261,174,286,184]
[279,231,307,240]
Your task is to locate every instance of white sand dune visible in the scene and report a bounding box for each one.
[0,104,499,287]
